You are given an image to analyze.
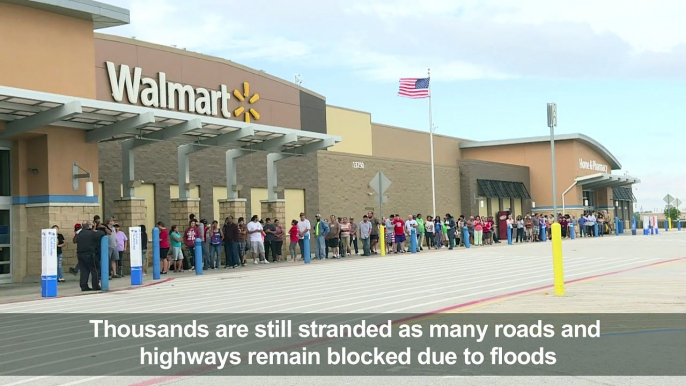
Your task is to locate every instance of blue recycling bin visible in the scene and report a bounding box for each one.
[541,225,547,242]
[570,224,575,240]
[462,227,470,248]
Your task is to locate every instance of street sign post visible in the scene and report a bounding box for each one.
[664,194,674,207]
[369,172,391,218]
[547,103,563,296]
[675,198,682,209]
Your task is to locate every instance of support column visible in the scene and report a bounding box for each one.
[225,149,251,199]
[219,199,247,222]
[177,145,193,200]
[171,199,200,229]
[261,199,286,222]
[266,153,291,201]
[113,198,147,275]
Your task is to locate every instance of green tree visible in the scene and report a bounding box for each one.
[664,207,681,221]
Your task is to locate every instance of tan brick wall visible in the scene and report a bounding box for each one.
[261,200,286,222]
[219,199,247,222]
[170,199,200,229]
[20,204,98,282]
[317,152,460,219]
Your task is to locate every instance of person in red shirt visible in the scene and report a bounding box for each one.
[393,214,406,253]
[184,219,200,270]
[288,220,299,262]
[483,219,492,245]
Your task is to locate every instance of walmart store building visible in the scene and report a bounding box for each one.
[0,0,639,283]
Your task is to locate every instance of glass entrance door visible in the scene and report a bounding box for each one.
[0,148,10,284]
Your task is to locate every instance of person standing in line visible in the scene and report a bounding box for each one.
[247,215,268,265]
[157,222,170,274]
[392,214,406,253]
[52,225,66,283]
[385,215,395,253]
[473,216,484,246]
[208,221,223,269]
[328,215,341,259]
[237,217,248,266]
[169,225,184,273]
[313,214,329,260]
[75,221,110,291]
[433,216,443,248]
[483,218,492,246]
[359,215,372,256]
[349,217,359,256]
[425,216,435,249]
[457,215,465,247]
[288,219,299,262]
[516,215,525,243]
[69,223,83,276]
[297,213,311,261]
[524,215,533,242]
[223,216,240,269]
[445,214,456,250]
[339,218,352,258]
[114,225,128,274]
[368,211,380,255]
[405,215,418,252]
[416,214,425,251]
[273,219,284,262]
[104,218,120,279]
[184,219,200,271]
[263,218,277,262]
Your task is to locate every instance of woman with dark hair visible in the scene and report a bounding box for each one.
[170,225,183,273]
[157,221,170,274]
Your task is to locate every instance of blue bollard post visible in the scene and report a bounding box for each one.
[632,218,637,235]
[570,224,576,240]
[152,227,160,280]
[194,238,203,275]
[614,217,619,236]
[100,236,109,291]
[462,227,470,248]
[410,228,418,253]
[679,220,682,231]
[594,223,598,237]
[655,221,659,234]
[303,233,311,263]
[665,220,669,232]
[507,225,512,245]
[541,225,547,242]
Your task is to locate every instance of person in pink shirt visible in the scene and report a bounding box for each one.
[157,221,170,274]
[473,216,484,246]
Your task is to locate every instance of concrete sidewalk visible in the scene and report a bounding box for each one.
[459,259,686,313]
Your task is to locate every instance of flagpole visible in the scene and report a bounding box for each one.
[428,68,437,218]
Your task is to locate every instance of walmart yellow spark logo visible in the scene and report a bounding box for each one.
[233,82,260,123]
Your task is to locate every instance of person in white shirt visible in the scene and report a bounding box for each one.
[247,215,268,264]
[405,215,418,252]
[297,212,311,260]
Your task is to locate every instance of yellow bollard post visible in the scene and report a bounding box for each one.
[551,222,565,296]
[380,225,386,256]
[669,218,672,230]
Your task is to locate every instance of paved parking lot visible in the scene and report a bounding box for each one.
[1,232,685,386]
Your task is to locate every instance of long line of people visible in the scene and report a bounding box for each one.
[64,209,615,291]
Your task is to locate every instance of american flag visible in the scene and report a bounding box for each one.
[398,77,430,99]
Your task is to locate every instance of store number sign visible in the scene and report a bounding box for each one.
[352,161,365,169]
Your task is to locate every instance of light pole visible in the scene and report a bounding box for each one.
[547,103,558,216]
[547,103,564,296]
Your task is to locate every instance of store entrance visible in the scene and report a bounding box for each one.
[0,148,10,284]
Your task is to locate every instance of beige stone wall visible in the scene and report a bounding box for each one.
[170,199,200,229]
[219,199,247,223]
[20,204,98,282]
[317,151,460,219]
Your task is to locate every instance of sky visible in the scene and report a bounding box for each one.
[100,0,686,213]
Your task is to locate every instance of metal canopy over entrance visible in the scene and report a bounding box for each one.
[575,173,640,190]
[0,85,341,200]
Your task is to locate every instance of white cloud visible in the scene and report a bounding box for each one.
[100,0,686,81]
